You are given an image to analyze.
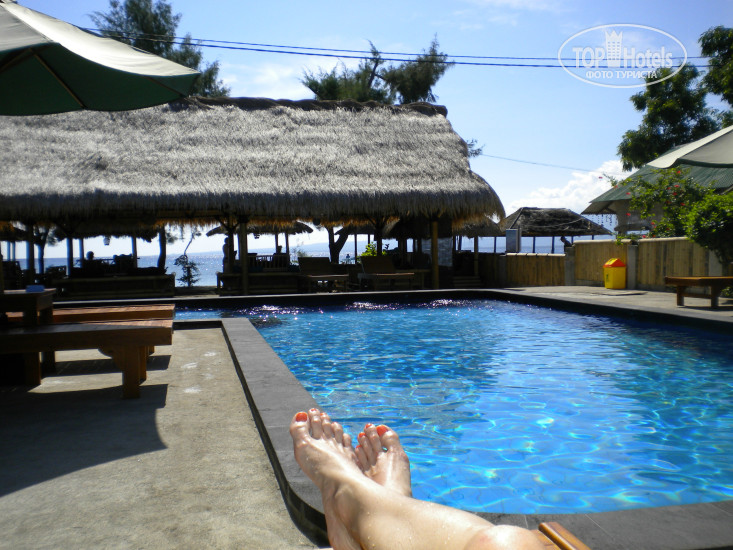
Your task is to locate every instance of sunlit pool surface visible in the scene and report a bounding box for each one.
[177,300,733,514]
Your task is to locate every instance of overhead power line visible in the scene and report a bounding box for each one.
[479,153,606,173]
[87,28,706,68]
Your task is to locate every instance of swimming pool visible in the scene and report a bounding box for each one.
[179,299,733,514]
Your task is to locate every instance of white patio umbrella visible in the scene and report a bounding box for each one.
[0,0,199,115]
[647,125,733,169]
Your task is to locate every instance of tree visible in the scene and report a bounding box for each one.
[685,192,733,268]
[302,37,452,105]
[91,0,229,97]
[617,65,720,170]
[685,193,733,268]
[700,26,733,109]
[379,37,453,104]
[303,38,454,261]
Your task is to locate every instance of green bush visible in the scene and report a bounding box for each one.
[360,242,389,257]
[685,192,733,268]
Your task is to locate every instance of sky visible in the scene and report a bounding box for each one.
[11,0,733,259]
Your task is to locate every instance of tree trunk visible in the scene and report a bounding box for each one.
[157,228,167,271]
[327,227,350,263]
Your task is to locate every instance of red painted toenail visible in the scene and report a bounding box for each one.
[365,423,374,428]
[355,444,361,450]
[309,408,319,413]
[358,432,365,439]
[295,412,308,422]
[377,425,388,436]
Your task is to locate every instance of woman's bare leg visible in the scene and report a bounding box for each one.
[355,423,412,497]
[290,410,544,550]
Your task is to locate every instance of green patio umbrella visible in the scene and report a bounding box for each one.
[0,0,199,115]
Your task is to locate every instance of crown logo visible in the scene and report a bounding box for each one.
[605,30,623,67]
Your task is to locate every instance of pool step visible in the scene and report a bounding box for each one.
[452,275,483,289]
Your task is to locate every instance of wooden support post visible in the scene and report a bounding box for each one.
[473,236,479,276]
[26,224,35,284]
[238,219,249,295]
[131,237,138,269]
[66,238,74,277]
[431,220,439,289]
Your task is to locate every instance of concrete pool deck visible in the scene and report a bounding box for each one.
[1,286,732,549]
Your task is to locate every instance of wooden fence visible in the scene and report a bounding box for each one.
[506,254,565,287]
[477,237,729,289]
[573,241,628,284]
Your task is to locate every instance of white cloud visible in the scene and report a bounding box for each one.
[506,159,628,214]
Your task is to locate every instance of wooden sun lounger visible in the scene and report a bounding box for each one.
[298,257,349,292]
[0,319,173,398]
[533,522,591,550]
[664,276,733,309]
[6,304,175,324]
[358,256,415,291]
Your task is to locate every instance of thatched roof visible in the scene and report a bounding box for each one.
[206,220,313,237]
[454,216,503,238]
[501,207,611,237]
[0,97,503,226]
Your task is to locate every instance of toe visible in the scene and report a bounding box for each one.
[321,412,335,438]
[308,408,323,439]
[378,425,403,452]
[331,421,344,444]
[290,411,310,440]
[354,443,368,471]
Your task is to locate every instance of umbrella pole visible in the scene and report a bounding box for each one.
[551,236,555,254]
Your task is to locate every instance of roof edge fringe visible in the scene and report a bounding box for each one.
[166,96,448,117]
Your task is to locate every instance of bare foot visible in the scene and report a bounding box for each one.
[355,423,412,497]
[290,409,363,550]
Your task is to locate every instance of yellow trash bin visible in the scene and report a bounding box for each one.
[603,258,626,289]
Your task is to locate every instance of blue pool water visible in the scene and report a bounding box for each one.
[178,299,733,514]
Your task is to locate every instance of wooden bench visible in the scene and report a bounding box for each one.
[534,521,591,550]
[358,256,415,291]
[0,319,173,398]
[216,272,300,295]
[298,257,349,292]
[664,276,733,309]
[52,274,175,299]
[6,304,175,324]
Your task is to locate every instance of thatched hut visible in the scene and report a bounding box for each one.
[0,96,504,290]
[501,207,610,253]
